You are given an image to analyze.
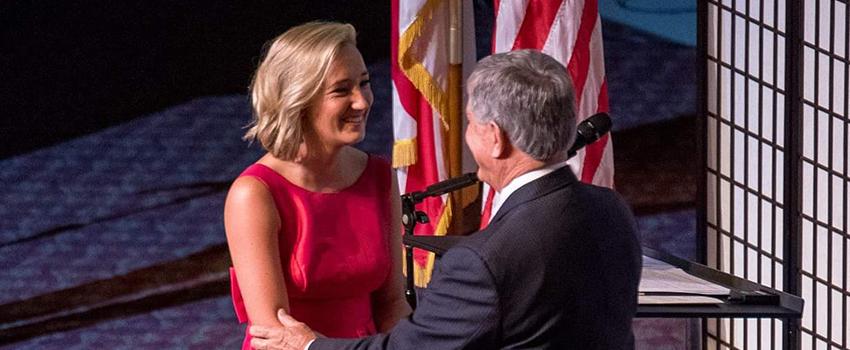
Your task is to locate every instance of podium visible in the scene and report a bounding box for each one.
[403,235,804,319]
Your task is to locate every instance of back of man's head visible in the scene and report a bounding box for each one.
[467,50,577,162]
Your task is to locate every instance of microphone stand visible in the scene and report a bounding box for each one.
[400,172,479,308]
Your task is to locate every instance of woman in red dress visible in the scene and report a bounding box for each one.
[224,22,410,349]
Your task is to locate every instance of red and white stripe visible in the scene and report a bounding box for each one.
[482,0,614,225]
[494,0,613,186]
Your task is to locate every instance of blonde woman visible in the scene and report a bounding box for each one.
[224,22,410,349]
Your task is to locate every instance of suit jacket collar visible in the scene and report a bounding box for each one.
[489,166,578,225]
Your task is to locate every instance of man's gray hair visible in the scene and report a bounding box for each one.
[467,49,577,162]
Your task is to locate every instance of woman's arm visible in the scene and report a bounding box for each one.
[224,176,291,327]
[371,173,413,332]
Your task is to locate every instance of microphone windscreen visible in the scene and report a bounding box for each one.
[577,113,612,142]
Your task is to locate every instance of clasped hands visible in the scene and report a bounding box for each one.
[249,309,318,350]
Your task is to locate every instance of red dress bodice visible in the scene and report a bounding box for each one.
[230,156,392,348]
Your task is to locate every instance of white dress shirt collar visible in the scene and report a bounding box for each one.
[489,162,568,220]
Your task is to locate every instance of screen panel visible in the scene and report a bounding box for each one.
[702,0,850,349]
[798,0,849,348]
[704,0,789,348]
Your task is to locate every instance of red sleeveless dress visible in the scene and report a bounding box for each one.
[229,156,392,349]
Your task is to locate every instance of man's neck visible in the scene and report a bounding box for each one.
[490,156,546,192]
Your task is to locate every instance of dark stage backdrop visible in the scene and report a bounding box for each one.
[0,0,389,159]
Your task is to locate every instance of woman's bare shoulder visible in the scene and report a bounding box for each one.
[224,175,280,235]
[228,176,270,201]
[225,179,276,224]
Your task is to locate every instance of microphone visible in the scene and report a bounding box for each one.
[567,112,612,158]
[411,172,479,202]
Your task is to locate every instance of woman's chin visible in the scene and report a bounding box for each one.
[351,133,367,144]
[339,131,366,145]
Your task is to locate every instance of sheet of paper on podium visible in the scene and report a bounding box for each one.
[639,256,729,304]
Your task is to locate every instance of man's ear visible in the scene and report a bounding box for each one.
[488,122,509,158]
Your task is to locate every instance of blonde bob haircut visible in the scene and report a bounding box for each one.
[244,21,357,160]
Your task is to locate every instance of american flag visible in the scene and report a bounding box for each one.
[482,0,615,226]
[391,0,475,286]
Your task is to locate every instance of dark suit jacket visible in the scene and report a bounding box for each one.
[313,167,642,350]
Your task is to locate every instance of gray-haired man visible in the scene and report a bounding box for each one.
[250,49,642,350]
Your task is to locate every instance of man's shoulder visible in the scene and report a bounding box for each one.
[467,180,635,250]
[455,195,565,259]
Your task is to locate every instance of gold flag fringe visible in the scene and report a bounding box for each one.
[392,138,417,168]
[397,0,451,131]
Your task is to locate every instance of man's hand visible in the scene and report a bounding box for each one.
[249,309,317,350]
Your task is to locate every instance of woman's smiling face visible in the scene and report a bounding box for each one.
[306,43,373,148]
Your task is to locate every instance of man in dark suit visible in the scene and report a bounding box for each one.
[249,49,642,350]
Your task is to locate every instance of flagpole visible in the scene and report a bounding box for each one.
[447,0,465,233]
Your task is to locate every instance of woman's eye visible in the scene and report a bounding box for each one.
[360,79,371,87]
